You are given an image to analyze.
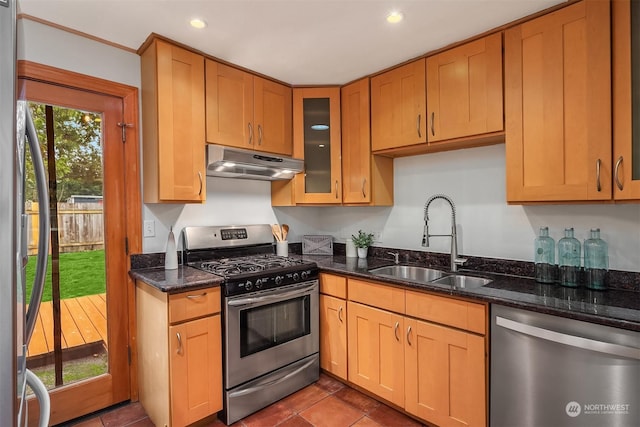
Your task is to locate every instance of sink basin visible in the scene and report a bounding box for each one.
[430,275,492,289]
[369,265,446,283]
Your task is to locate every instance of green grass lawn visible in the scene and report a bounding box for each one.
[25,249,106,302]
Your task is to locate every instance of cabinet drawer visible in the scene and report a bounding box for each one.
[320,273,347,299]
[405,290,486,335]
[348,279,405,314]
[169,287,221,324]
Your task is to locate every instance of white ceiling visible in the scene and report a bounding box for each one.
[18,0,566,85]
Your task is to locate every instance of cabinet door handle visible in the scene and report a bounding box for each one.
[406,326,412,346]
[335,180,339,199]
[596,158,602,192]
[248,123,253,145]
[176,332,183,354]
[361,178,367,199]
[197,171,203,196]
[430,112,435,136]
[416,114,422,138]
[257,124,263,146]
[614,156,624,191]
[338,306,343,323]
[394,322,400,341]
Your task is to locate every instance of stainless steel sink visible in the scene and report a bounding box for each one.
[368,265,447,283]
[430,274,492,289]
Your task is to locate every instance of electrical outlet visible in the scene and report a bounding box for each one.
[373,231,382,243]
[143,220,155,237]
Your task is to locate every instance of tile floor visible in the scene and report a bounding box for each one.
[64,374,428,427]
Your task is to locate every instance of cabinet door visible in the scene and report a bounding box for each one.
[405,318,486,427]
[347,302,404,407]
[169,315,222,426]
[613,0,640,200]
[254,77,293,155]
[205,60,254,149]
[319,295,347,380]
[143,40,205,203]
[371,59,426,151]
[341,78,372,203]
[505,0,611,202]
[427,33,503,143]
[293,87,342,204]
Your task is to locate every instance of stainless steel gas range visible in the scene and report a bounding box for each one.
[183,224,319,425]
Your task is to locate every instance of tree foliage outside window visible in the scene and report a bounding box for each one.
[25,103,103,202]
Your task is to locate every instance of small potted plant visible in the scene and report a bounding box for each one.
[351,230,375,258]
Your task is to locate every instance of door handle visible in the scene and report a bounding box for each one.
[361,178,367,199]
[197,171,203,196]
[176,332,183,354]
[406,326,412,346]
[416,114,422,138]
[614,156,624,191]
[338,306,343,323]
[248,122,253,145]
[394,322,400,341]
[596,158,602,192]
[430,112,435,136]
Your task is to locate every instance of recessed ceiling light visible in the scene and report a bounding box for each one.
[190,18,207,29]
[386,11,403,24]
[310,124,329,131]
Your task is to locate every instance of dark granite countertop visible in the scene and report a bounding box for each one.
[129,266,223,292]
[297,254,640,332]
[129,253,639,331]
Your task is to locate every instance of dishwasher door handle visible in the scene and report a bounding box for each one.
[496,316,640,360]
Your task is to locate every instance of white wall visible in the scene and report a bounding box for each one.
[297,144,640,272]
[19,20,640,272]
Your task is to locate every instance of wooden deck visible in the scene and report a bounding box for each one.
[28,293,107,366]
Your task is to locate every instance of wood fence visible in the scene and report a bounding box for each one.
[26,202,104,255]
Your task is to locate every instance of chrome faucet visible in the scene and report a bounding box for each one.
[387,252,400,264]
[422,194,467,272]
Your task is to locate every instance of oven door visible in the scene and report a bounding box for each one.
[224,280,319,388]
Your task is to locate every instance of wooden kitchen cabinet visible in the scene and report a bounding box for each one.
[136,283,222,427]
[344,278,487,426]
[272,87,342,205]
[404,318,486,427]
[371,59,427,151]
[140,38,206,203]
[205,60,292,156]
[319,273,347,379]
[426,32,503,144]
[341,78,393,205]
[505,0,612,202]
[612,0,640,200]
[347,301,405,407]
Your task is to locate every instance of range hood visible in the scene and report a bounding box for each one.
[206,144,304,181]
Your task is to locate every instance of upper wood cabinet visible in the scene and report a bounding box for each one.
[613,0,640,200]
[205,60,292,156]
[371,59,427,151]
[140,38,206,203]
[341,78,393,205]
[426,33,504,143]
[505,0,612,202]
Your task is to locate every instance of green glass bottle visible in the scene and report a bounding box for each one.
[534,227,555,283]
[584,228,608,290]
[557,228,581,287]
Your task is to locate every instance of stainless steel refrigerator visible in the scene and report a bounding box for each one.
[1,0,51,425]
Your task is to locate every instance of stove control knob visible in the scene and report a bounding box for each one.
[245,280,253,291]
[255,279,263,289]
[301,271,309,281]
[275,276,283,285]
[292,272,300,282]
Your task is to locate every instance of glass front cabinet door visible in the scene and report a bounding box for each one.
[292,87,342,204]
[613,0,640,200]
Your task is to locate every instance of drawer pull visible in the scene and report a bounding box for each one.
[186,292,207,299]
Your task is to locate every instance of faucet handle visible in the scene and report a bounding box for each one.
[387,252,400,264]
[454,257,468,266]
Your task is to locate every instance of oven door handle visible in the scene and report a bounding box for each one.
[227,283,317,307]
[227,356,317,398]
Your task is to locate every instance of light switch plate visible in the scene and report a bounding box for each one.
[143,220,155,237]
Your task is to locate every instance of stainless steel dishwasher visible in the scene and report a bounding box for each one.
[491,304,640,427]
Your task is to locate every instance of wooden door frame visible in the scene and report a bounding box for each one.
[17,61,142,419]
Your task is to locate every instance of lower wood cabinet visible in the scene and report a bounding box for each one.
[343,277,487,427]
[136,282,222,427]
[319,273,348,380]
